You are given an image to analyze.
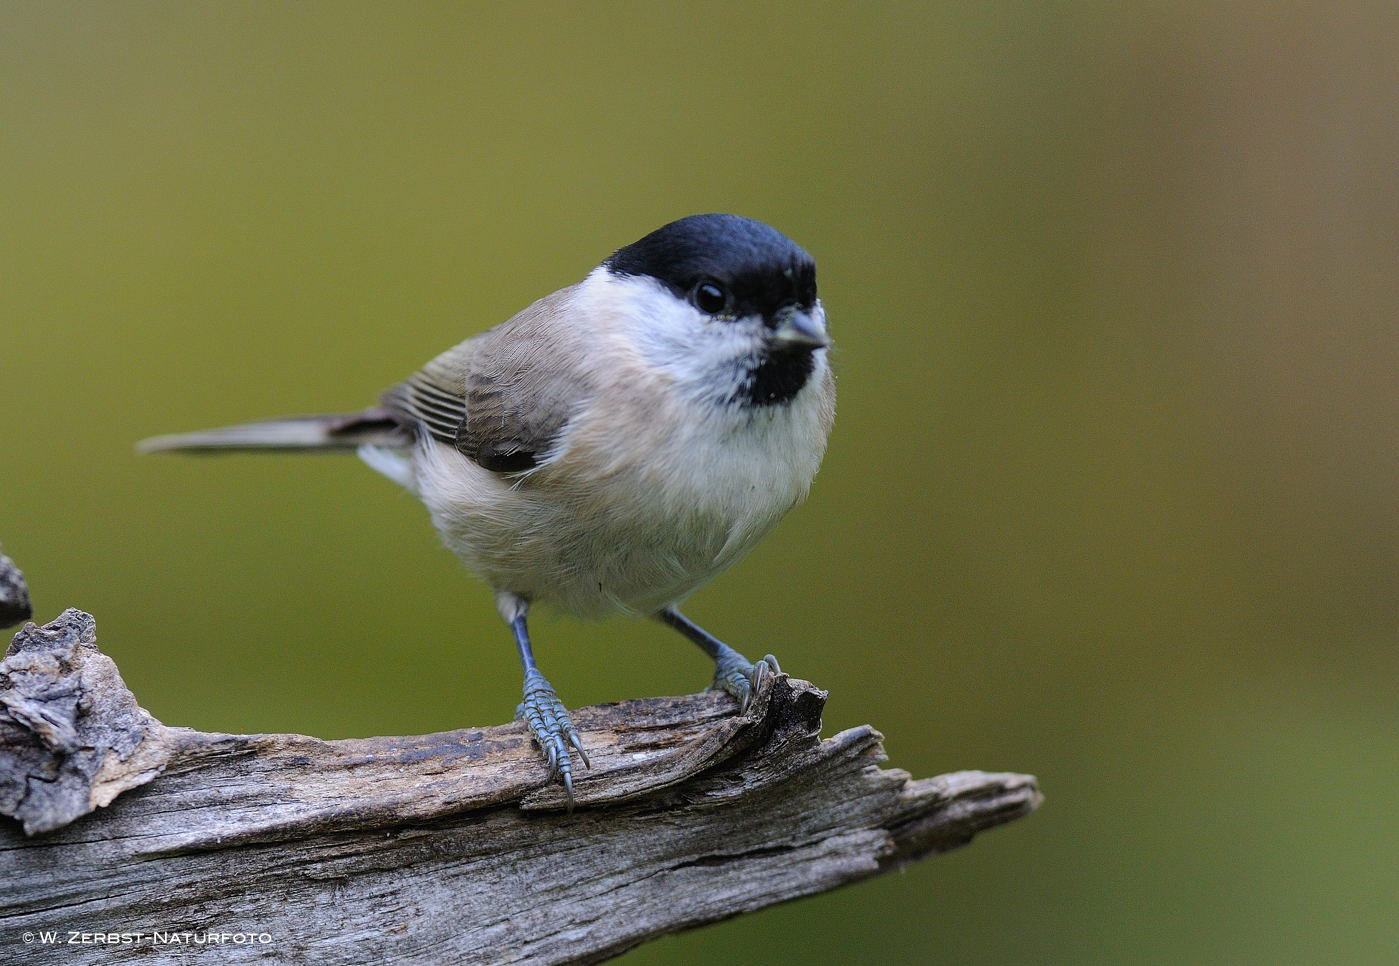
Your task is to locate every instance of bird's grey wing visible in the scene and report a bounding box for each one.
[381,339,478,445]
[381,285,587,473]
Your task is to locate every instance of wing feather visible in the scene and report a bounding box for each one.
[380,284,588,472]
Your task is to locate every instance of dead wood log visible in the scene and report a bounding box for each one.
[0,553,1040,965]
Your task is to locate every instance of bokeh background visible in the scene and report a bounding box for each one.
[4,3,1395,963]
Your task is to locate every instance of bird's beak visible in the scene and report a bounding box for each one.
[768,306,830,350]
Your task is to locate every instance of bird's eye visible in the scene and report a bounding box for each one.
[692,281,729,315]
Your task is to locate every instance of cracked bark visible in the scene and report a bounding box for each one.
[0,551,1041,965]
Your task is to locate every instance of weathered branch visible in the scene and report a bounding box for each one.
[1,550,1040,965]
[0,547,31,628]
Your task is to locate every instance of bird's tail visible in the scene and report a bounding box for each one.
[136,408,411,454]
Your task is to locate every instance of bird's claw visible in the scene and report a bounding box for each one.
[516,668,589,810]
[711,651,781,714]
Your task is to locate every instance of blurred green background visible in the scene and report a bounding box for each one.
[3,2,1395,963]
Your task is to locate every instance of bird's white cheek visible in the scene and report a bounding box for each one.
[580,269,762,405]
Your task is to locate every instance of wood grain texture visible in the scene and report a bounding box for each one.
[1,607,1040,965]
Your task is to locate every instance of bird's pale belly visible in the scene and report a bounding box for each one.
[412,438,798,618]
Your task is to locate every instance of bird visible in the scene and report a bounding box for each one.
[139,213,836,805]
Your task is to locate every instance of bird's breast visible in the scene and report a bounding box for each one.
[414,364,833,618]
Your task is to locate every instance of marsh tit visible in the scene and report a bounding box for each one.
[140,214,835,804]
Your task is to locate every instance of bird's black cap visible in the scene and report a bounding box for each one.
[604,214,817,318]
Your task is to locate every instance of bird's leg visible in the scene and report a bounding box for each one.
[656,607,781,713]
[501,594,588,808]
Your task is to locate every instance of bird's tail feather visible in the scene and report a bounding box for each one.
[136,408,411,454]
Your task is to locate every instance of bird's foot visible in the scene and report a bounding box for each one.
[710,648,781,714]
[516,668,590,809]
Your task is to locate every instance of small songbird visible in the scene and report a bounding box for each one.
[140,214,836,803]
